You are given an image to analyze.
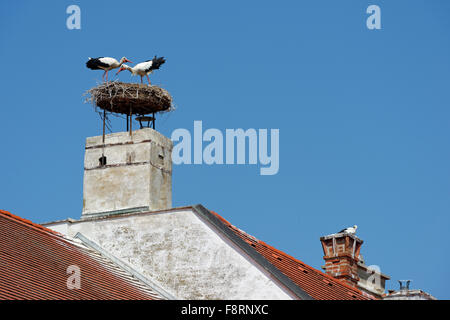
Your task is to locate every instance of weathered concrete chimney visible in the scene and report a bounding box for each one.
[82,128,172,218]
[356,255,390,298]
[320,233,363,288]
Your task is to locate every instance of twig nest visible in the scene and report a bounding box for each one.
[84,81,173,115]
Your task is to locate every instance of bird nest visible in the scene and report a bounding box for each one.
[84,81,173,115]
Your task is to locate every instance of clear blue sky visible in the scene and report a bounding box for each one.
[1,0,449,299]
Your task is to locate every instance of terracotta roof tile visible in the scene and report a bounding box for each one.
[209,211,374,300]
[0,210,163,300]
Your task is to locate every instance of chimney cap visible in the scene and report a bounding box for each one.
[398,280,411,291]
[320,232,363,244]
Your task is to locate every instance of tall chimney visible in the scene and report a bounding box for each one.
[320,233,363,288]
[82,128,172,218]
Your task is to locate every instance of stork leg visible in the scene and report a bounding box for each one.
[146,75,151,86]
[102,71,105,82]
[140,76,143,84]
[105,70,109,82]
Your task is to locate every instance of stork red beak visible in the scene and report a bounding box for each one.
[116,68,124,75]
[125,59,132,63]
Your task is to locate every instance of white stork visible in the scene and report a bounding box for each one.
[86,56,132,82]
[116,56,166,85]
[338,225,358,234]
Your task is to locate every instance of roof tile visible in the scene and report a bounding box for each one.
[0,210,163,300]
[210,210,374,300]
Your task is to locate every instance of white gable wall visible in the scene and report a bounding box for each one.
[47,208,295,300]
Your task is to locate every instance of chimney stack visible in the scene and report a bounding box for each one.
[320,233,363,288]
[398,280,411,291]
[82,128,173,218]
[384,280,436,300]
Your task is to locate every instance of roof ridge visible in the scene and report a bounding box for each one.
[210,211,258,241]
[209,210,368,298]
[199,208,313,300]
[0,209,65,238]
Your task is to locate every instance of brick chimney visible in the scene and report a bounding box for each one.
[320,233,363,288]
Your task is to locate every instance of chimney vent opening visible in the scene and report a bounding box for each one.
[99,155,107,166]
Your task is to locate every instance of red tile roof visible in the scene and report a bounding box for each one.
[0,210,162,300]
[210,211,375,300]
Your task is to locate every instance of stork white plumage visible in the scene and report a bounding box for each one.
[338,225,358,234]
[116,56,166,85]
[86,56,132,82]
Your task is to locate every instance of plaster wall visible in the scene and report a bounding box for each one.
[48,209,293,300]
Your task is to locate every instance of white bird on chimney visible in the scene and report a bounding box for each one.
[338,225,358,234]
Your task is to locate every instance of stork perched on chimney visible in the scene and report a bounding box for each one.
[86,57,132,82]
[116,56,166,85]
[338,225,358,235]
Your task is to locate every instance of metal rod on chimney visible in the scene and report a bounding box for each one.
[153,112,155,130]
[102,109,106,145]
[129,107,132,137]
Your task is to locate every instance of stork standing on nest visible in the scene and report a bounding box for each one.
[116,56,166,85]
[86,57,132,82]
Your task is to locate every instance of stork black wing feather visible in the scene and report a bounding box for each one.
[149,56,166,71]
[86,57,109,70]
